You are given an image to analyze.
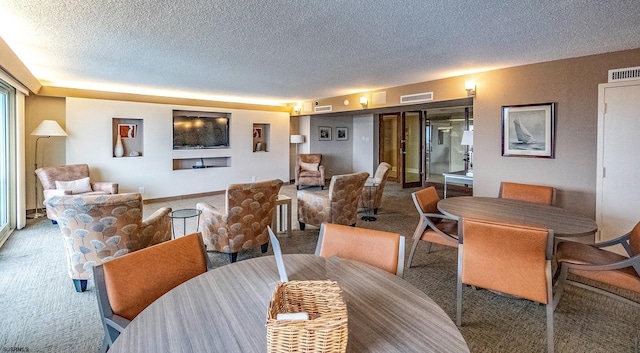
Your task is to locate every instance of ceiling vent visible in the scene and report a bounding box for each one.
[608,66,640,83]
[315,105,332,113]
[400,92,433,104]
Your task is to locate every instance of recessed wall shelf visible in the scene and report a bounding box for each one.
[253,123,270,152]
[172,157,231,171]
[112,118,144,157]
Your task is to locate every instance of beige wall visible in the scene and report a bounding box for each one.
[24,95,66,210]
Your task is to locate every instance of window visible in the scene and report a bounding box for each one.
[0,78,15,246]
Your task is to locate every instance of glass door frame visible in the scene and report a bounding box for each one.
[401,111,423,188]
[0,78,16,247]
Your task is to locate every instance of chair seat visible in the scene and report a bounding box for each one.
[556,241,640,293]
[299,170,321,177]
[421,221,458,247]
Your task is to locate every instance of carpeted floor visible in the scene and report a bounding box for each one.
[1,182,639,352]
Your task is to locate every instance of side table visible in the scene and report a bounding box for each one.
[169,208,202,239]
[273,195,292,236]
[361,178,380,222]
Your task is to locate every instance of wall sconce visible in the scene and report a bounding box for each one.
[293,105,301,114]
[360,97,368,108]
[465,80,476,97]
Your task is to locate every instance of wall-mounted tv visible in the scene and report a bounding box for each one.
[173,110,230,150]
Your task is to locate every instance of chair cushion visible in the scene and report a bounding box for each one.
[55,177,92,194]
[556,241,640,293]
[300,161,319,172]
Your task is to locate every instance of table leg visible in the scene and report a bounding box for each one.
[444,178,448,199]
[286,200,291,236]
[361,186,377,222]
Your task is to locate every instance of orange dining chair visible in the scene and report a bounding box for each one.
[94,232,209,352]
[457,218,558,353]
[499,181,555,205]
[555,221,640,309]
[315,223,405,277]
[407,186,459,268]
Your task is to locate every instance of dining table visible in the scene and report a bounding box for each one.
[437,196,598,238]
[109,254,470,353]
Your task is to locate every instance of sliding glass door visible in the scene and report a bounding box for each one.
[0,79,15,246]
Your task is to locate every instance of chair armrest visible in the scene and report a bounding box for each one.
[91,182,119,194]
[592,232,630,249]
[104,314,131,333]
[318,165,325,180]
[141,207,172,229]
[415,213,458,240]
[563,253,640,272]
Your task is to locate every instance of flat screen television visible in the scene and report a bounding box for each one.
[173,110,230,150]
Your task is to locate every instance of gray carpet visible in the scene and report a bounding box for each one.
[1,183,639,352]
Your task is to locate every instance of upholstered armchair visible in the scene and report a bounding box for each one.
[295,154,325,190]
[360,162,391,215]
[197,179,283,263]
[36,164,119,222]
[297,172,369,230]
[44,193,172,292]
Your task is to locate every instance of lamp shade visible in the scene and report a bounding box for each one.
[461,130,473,146]
[31,120,67,137]
[290,135,304,144]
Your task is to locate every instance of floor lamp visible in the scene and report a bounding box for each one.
[290,134,305,161]
[28,120,67,219]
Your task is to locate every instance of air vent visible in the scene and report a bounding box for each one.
[608,66,640,82]
[315,105,333,113]
[400,92,433,104]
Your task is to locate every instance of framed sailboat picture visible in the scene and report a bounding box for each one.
[502,102,556,158]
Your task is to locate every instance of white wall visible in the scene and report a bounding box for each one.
[352,114,374,175]
[66,98,290,200]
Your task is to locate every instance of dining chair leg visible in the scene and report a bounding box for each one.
[456,245,463,326]
[407,238,421,268]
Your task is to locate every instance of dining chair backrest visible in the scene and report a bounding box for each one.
[458,218,556,352]
[315,223,405,277]
[499,181,555,205]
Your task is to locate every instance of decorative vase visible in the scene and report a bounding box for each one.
[114,134,124,157]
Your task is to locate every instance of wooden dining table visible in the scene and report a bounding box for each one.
[438,196,598,237]
[109,254,470,353]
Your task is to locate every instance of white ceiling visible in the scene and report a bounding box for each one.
[1,0,639,105]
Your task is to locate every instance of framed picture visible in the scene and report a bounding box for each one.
[118,124,137,139]
[253,127,262,139]
[502,102,556,158]
[319,126,332,141]
[336,127,348,141]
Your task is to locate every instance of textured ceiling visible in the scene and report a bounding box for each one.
[1,0,640,105]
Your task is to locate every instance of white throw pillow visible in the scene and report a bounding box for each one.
[55,177,92,194]
[300,162,319,172]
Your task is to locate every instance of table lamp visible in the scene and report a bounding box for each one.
[461,130,473,177]
[29,120,67,219]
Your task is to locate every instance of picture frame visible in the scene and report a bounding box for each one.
[319,126,332,141]
[253,127,262,139]
[502,102,555,158]
[336,127,348,141]
[118,124,137,139]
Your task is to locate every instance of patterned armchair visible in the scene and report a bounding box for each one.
[197,179,283,263]
[36,164,118,222]
[295,154,325,189]
[297,172,369,230]
[360,162,391,214]
[44,193,172,292]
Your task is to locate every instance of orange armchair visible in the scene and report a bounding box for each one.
[498,181,555,205]
[294,154,325,189]
[407,186,459,268]
[457,218,558,353]
[555,221,640,308]
[197,179,283,263]
[315,223,405,277]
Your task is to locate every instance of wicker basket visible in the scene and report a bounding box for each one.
[266,280,348,353]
